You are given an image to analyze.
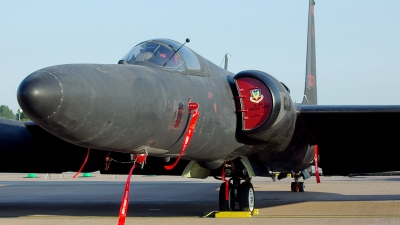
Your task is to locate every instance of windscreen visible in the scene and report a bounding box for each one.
[122,41,184,71]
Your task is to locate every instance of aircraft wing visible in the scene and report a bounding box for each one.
[296,104,400,175]
[0,118,99,173]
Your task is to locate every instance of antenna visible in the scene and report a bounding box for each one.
[162,38,190,67]
[219,53,232,70]
[224,54,228,70]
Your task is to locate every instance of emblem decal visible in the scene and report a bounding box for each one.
[249,89,264,103]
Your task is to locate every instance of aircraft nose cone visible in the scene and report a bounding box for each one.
[17,72,63,120]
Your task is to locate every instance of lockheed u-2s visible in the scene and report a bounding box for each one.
[1,0,400,215]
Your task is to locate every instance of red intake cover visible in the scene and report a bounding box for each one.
[235,77,273,130]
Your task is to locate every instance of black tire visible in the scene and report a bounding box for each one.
[291,182,298,192]
[219,182,232,211]
[298,182,305,192]
[239,182,255,213]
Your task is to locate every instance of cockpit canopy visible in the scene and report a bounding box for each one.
[121,39,201,72]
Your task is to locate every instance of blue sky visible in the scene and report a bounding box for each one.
[1,1,399,113]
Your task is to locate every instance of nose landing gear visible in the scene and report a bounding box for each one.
[291,171,305,192]
[217,163,255,215]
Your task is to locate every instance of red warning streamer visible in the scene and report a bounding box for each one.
[221,162,229,201]
[314,145,320,183]
[118,163,136,225]
[165,102,199,170]
[72,148,91,179]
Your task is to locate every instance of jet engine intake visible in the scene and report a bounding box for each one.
[233,70,296,149]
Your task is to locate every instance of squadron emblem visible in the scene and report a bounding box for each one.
[249,89,264,103]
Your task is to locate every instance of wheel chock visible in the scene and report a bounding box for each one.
[215,209,259,218]
[215,211,251,218]
[253,209,259,215]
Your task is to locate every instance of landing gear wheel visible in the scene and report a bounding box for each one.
[291,182,298,192]
[239,182,255,213]
[219,182,232,211]
[298,182,305,192]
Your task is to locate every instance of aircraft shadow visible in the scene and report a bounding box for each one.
[0,178,399,218]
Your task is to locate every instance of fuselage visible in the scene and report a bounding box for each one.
[17,38,313,172]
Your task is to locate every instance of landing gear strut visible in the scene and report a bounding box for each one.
[217,163,255,214]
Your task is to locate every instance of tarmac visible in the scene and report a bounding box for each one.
[0,172,400,225]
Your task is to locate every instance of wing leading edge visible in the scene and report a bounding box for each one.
[296,104,400,175]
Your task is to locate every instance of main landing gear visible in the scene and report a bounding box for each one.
[217,163,255,214]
